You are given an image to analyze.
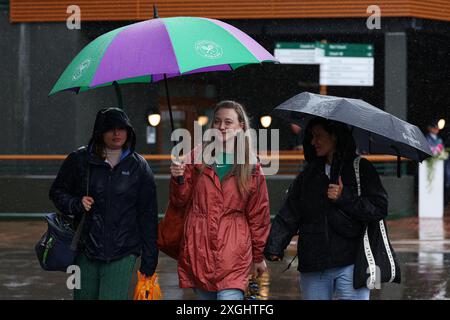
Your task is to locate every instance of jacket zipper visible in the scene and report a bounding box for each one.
[105,170,112,263]
[104,157,126,263]
[322,173,332,271]
[89,152,130,263]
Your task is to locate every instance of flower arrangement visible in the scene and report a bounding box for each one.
[425,144,449,187]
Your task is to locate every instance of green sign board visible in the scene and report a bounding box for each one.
[275,42,316,50]
[274,42,319,64]
[326,44,373,57]
[274,41,375,86]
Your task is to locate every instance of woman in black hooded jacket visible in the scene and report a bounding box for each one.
[49,107,158,300]
[264,117,388,300]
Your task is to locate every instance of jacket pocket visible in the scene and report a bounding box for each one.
[297,228,326,270]
[327,209,364,239]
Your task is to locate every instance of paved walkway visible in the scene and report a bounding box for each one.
[1,207,450,300]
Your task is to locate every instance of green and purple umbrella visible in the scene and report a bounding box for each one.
[49,16,278,96]
[49,13,277,184]
[49,13,277,148]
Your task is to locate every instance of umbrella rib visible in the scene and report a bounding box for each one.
[160,20,182,75]
[87,26,130,89]
[163,74,176,135]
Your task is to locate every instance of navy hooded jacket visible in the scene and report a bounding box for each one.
[49,108,158,276]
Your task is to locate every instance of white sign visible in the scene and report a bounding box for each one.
[320,44,374,86]
[274,43,319,65]
[320,57,374,86]
[274,42,374,86]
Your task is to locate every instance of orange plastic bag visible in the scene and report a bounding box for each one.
[133,271,163,300]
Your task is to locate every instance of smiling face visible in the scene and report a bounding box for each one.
[311,124,336,158]
[212,107,244,142]
[102,127,128,150]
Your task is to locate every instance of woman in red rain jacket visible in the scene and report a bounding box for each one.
[169,100,271,300]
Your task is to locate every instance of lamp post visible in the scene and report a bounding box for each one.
[146,108,161,146]
[197,115,209,127]
[260,115,272,128]
[147,113,161,127]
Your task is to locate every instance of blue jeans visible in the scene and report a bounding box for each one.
[193,288,244,300]
[299,264,370,300]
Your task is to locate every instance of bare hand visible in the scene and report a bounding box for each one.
[328,176,343,200]
[82,196,94,212]
[269,255,282,262]
[170,161,185,177]
[253,260,268,277]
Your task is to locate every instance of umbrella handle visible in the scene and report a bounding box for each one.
[113,81,123,109]
[335,126,355,183]
[163,74,184,185]
[390,145,402,178]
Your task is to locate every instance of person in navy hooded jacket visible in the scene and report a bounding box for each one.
[49,107,158,300]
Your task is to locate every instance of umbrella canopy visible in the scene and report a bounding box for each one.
[49,16,277,95]
[272,92,432,162]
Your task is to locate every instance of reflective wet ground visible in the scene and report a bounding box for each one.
[1,217,450,300]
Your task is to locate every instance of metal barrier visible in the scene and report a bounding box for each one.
[0,153,416,219]
[0,153,410,176]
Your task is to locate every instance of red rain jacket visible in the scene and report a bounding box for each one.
[170,161,270,292]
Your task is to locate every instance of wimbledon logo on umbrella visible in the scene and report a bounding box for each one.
[72,59,91,81]
[402,123,421,147]
[194,40,223,59]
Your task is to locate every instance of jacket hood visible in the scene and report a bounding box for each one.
[88,107,136,152]
[303,117,357,181]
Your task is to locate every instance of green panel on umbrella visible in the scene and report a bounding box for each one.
[118,75,152,84]
[49,27,127,95]
[230,63,252,70]
[163,17,259,74]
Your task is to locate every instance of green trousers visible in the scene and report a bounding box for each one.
[74,253,137,300]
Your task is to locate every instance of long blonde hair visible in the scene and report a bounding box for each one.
[202,100,255,196]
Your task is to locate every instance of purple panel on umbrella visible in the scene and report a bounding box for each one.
[204,18,277,62]
[90,19,180,87]
[151,64,232,82]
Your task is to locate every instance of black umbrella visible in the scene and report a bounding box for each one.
[272,92,433,177]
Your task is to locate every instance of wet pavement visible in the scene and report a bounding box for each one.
[1,211,450,300]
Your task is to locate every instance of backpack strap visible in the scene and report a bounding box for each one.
[353,156,397,286]
[353,156,362,197]
[70,159,90,251]
[353,156,377,288]
[379,218,396,282]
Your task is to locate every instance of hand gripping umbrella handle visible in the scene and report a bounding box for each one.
[164,73,185,185]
